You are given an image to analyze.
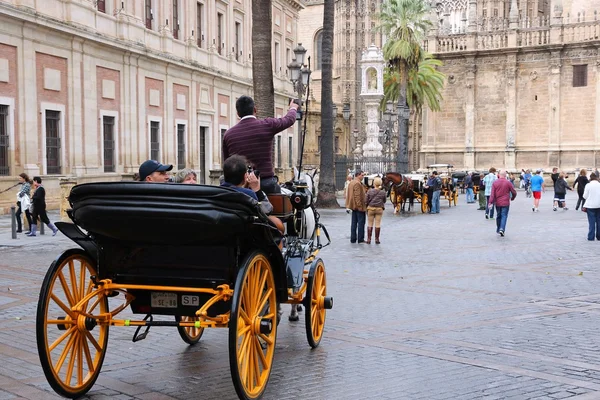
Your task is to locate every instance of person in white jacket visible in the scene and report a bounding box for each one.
[582,172,600,241]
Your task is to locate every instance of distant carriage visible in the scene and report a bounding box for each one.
[427,164,458,208]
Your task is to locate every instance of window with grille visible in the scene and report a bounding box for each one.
[199,126,207,184]
[103,116,115,173]
[0,105,8,176]
[150,121,160,160]
[335,136,339,153]
[573,65,588,87]
[173,0,179,39]
[197,2,204,48]
[177,124,186,170]
[97,0,106,13]
[276,135,282,168]
[288,137,293,168]
[217,13,223,55]
[315,31,323,70]
[274,42,280,73]
[145,0,153,30]
[46,110,61,175]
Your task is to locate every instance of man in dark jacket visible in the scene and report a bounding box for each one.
[28,177,58,237]
[223,96,299,194]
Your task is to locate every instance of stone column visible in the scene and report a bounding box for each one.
[548,51,562,166]
[464,58,476,170]
[71,39,85,175]
[20,28,39,176]
[505,54,517,170]
[595,53,600,164]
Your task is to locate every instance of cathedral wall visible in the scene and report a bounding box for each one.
[516,54,550,147]
[474,57,507,148]
[431,60,466,148]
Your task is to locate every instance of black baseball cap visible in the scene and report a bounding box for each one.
[139,160,173,181]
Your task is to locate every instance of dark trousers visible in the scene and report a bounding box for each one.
[260,177,281,194]
[576,194,586,210]
[32,209,51,226]
[15,201,32,231]
[485,195,495,218]
[586,208,600,241]
[350,210,366,243]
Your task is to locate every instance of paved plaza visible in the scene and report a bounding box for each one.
[0,190,599,400]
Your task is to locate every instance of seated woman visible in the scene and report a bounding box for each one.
[175,168,197,184]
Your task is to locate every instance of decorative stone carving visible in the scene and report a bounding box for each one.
[149,89,160,107]
[102,79,115,99]
[44,68,61,91]
[530,70,538,80]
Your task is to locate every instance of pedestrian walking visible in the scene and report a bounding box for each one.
[483,167,497,219]
[582,172,600,241]
[464,172,475,203]
[488,170,517,237]
[477,172,486,210]
[365,177,386,244]
[345,171,366,243]
[530,169,545,212]
[553,172,573,211]
[15,173,33,234]
[573,169,589,211]
[425,171,442,214]
[28,177,58,237]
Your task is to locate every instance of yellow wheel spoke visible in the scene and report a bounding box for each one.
[77,332,83,386]
[50,294,75,319]
[82,335,94,375]
[254,336,268,371]
[79,262,86,301]
[65,334,78,386]
[256,288,273,316]
[87,297,101,315]
[252,336,260,388]
[49,326,76,352]
[237,331,252,362]
[258,333,273,346]
[83,330,102,353]
[69,260,79,303]
[46,319,75,325]
[237,324,251,338]
[239,308,251,325]
[58,272,76,308]
[54,330,77,373]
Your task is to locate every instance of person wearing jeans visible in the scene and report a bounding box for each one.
[464,172,474,203]
[488,170,517,237]
[582,173,600,241]
[345,171,366,243]
[483,167,497,219]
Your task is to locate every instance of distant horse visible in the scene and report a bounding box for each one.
[383,172,414,214]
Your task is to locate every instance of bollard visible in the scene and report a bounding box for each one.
[40,218,45,235]
[10,206,17,239]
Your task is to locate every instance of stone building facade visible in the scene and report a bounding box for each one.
[0,0,303,213]
[424,0,600,171]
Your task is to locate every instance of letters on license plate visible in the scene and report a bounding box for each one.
[182,295,200,306]
[151,292,177,308]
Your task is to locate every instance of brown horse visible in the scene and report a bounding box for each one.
[383,172,414,213]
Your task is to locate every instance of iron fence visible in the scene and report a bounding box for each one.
[334,155,398,189]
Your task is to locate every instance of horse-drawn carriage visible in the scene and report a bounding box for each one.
[36,180,333,400]
[428,164,458,207]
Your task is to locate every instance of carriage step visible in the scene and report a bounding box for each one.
[132,314,153,342]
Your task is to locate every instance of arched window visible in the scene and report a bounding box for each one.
[314,30,323,70]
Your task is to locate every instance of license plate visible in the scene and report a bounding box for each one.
[181,295,200,307]
[151,292,177,308]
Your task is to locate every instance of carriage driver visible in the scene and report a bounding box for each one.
[222,96,299,194]
[138,160,173,182]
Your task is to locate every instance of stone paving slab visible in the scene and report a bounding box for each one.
[0,190,599,399]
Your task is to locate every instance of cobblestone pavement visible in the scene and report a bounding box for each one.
[0,191,599,400]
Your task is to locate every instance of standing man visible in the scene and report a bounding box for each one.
[530,169,545,212]
[425,171,442,214]
[583,173,600,241]
[345,171,366,243]
[477,172,486,210]
[27,177,58,237]
[488,170,517,237]
[464,172,474,203]
[223,96,299,194]
[483,167,497,219]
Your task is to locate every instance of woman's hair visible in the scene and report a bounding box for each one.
[175,168,197,183]
[373,177,383,189]
[580,169,587,176]
[489,167,496,173]
[19,173,30,183]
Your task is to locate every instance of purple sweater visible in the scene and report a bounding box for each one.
[223,108,297,178]
[489,178,517,207]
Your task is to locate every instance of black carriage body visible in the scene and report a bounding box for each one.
[67,182,288,317]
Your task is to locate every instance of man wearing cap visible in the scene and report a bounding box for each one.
[138,160,173,182]
[223,96,299,194]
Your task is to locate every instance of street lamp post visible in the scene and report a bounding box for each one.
[381,101,396,169]
[342,102,351,154]
[397,93,410,173]
[287,43,311,166]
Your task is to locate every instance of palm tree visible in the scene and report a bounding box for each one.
[316,0,338,208]
[252,0,274,118]
[382,53,446,114]
[379,0,432,172]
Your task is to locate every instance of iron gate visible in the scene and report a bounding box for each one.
[334,155,398,189]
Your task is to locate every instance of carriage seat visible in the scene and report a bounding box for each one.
[69,182,265,245]
[267,194,294,219]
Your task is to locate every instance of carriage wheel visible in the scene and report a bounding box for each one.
[305,259,331,348]
[229,252,277,400]
[36,249,108,398]
[421,193,428,213]
[175,315,204,345]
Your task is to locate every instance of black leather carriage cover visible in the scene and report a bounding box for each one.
[69,182,263,245]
